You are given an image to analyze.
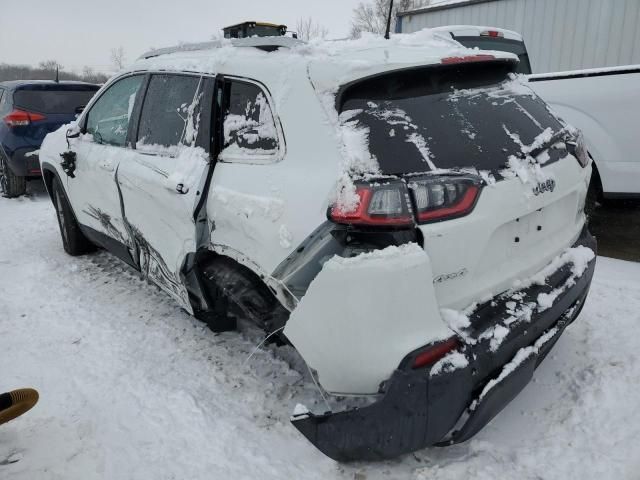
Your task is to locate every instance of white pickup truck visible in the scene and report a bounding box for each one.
[433,25,640,201]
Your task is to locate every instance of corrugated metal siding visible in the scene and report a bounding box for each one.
[399,0,640,73]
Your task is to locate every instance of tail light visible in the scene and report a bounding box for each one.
[3,109,46,128]
[412,337,460,369]
[408,175,482,224]
[567,132,589,168]
[329,176,483,227]
[329,181,414,227]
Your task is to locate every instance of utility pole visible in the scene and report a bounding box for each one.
[385,0,394,39]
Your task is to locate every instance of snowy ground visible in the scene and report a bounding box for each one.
[1,183,639,480]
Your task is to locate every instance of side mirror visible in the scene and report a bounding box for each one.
[66,125,81,139]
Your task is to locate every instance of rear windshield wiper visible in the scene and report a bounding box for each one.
[527,127,575,159]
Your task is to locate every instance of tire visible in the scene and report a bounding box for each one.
[51,176,95,256]
[201,256,289,335]
[0,155,26,198]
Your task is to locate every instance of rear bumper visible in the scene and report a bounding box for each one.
[292,226,596,462]
[6,147,41,177]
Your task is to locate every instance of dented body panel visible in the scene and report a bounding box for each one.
[284,244,451,395]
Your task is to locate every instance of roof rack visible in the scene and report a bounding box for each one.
[139,37,304,60]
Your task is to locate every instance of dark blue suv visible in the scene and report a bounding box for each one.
[0,81,100,197]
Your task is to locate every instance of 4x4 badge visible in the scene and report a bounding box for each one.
[533,178,556,196]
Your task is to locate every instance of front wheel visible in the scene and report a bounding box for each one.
[51,176,95,256]
[0,155,26,198]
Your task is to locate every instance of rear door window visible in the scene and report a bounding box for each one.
[220,80,279,161]
[85,75,144,147]
[13,87,99,114]
[136,74,205,152]
[339,63,562,176]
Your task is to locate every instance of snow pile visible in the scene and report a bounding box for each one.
[222,91,279,157]
[1,188,639,479]
[472,327,560,410]
[162,147,209,193]
[278,225,294,249]
[211,186,285,223]
[325,242,425,270]
[431,351,469,376]
[322,103,381,213]
[442,246,596,353]
[285,243,452,394]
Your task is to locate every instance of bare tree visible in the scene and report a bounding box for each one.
[350,0,429,38]
[0,62,108,83]
[110,46,126,71]
[38,60,64,72]
[295,17,330,41]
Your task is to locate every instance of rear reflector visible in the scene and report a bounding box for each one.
[3,109,46,127]
[413,338,460,369]
[442,54,496,65]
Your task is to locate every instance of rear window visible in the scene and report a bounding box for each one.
[338,62,562,176]
[14,87,98,114]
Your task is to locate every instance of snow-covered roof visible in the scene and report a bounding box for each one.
[127,30,517,95]
[139,37,304,60]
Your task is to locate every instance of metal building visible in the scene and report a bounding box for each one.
[397,0,640,73]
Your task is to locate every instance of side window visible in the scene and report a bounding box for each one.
[85,75,144,147]
[220,81,279,161]
[0,89,9,114]
[137,74,204,151]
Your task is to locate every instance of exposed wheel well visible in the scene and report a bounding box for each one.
[41,167,56,202]
[189,249,290,334]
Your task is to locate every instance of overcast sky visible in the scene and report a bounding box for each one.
[0,0,365,73]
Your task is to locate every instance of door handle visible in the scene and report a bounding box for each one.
[175,183,189,194]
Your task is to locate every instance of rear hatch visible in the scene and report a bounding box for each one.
[338,61,589,310]
[12,84,99,147]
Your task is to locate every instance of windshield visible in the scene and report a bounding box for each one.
[338,62,563,176]
[454,36,532,74]
[14,87,99,114]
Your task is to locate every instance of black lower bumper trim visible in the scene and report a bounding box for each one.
[292,227,596,462]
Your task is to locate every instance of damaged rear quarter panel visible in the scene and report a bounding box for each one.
[283,243,452,396]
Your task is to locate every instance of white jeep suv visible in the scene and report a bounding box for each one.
[40,31,597,461]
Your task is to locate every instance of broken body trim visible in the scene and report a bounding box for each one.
[291,227,596,462]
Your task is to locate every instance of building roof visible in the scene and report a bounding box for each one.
[398,0,500,17]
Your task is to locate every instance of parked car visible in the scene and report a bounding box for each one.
[0,80,99,197]
[432,25,640,202]
[39,33,596,461]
